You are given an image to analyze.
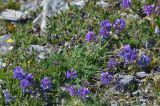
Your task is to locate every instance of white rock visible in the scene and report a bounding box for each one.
[136,71,148,79]
[119,75,134,85]
[0,9,28,21]
[33,0,88,32]
[0,34,13,55]
[21,3,39,12]
[141,103,147,106]
[154,25,160,34]
[111,100,118,106]
[71,0,88,8]
[127,14,140,20]
[0,59,2,69]
[28,45,51,60]
[29,45,46,53]
[96,0,110,8]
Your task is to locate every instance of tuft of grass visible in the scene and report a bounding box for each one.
[0,0,20,11]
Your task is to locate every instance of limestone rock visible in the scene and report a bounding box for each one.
[0,34,13,55]
[0,9,28,21]
[33,0,88,32]
[28,45,52,60]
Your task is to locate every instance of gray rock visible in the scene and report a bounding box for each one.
[141,103,147,106]
[111,100,118,106]
[21,3,39,12]
[105,87,120,97]
[28,45,51,60]
[132,89,142,96]
[0,9,28,21]
[117,74,139,92]
[0,0,9,3]
[154,25,160,34]
[119,75,134,85]
[0,59,2,69]
[33,0,88,32]
[96,0,110,8]
[154,102,159,106]
[125,102,131,106]
[71,0,88,8]
[0,79,5,88]
[136,72,148,79]
[127,14,140,20]
[0,34,13,55]
[29,45,46,53]
[140,99,146,103]
[145,83,152,93]
[20,0,43,18]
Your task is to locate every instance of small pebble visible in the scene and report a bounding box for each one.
[111,100,118,106]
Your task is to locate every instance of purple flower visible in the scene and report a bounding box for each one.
[100,27,110,38]
[66,69,77,79]
[137,55,150,67]
[64,86,90,98]
[118,45,137,65]
[86,31,96,42]
[155,7,160,13]
[64,85,77,96]
[100,19,112,29]
[108,58,117,68]
[2,89,15,103]
[100,72,113,85]
[115,81,124,91]
[122,0,132,8]
[20,79,31,89]
[144,4,154,15]
[13,66,25,80]
[25,73,33,81]
[115,81,128,92]
[113,19,126,33]
[77,87,90,99]
[41,77,52,91]
[99,19,112,38]
[155,2,160,13]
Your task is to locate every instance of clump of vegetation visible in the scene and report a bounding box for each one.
[0,0,20,11]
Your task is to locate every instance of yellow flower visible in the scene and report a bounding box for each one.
[28,61,31,66]
[6,38,13,43]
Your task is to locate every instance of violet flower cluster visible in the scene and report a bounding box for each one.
[66,69,77,79]
[13,66,25,80]
[155,2,160,13]
[100,72,113,85]
[86,18,125,41]
[137,54,150,67]
[113,19,126,34]
[64,85,90,99]
[2,89,15,104]
[144,4,154,15]
[14,66,33,91]
[122,0,132,8]
[77,87,91,99]
[64,85,77,96]
[107,58,117,69]
[64,69,90,99]
[99,19,112,38]
[99,19,126,38]
[115,81,124,91]
[14,66,52,92]
[118,45,137,65]
[86,31,97,42]
[41,77,52,91]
